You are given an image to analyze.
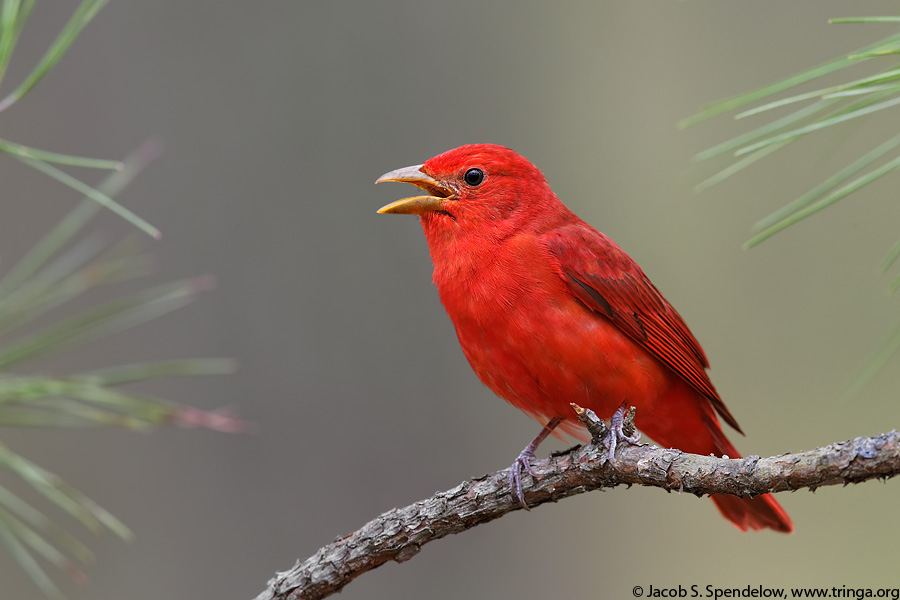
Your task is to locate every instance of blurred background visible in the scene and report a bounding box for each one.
[1,1,899,598]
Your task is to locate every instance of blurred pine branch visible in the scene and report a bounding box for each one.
[0,0,159,238]
[0,2,240,597]
[682,14,900,399]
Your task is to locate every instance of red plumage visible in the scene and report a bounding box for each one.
[378,144,792,533]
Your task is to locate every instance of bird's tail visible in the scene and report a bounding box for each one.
[709,434,793,533]
[639,382,793,533]
[711,493,792,533]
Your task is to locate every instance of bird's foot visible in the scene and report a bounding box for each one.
[508,417,563,510]
[509,447,537,510]
[603,403,641,466]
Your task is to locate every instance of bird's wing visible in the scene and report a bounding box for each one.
[542,223,742,433]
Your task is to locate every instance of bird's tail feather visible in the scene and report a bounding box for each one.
[709,432,793,533]
[711,493,793,533]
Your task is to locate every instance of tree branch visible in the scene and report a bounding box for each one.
[253,408,900,600]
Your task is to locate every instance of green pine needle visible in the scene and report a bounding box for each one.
[753,133,900,232]
[679,31,900,128]
[735,94,900,157]
[12,154,161,239]
[685,15,900,398]
[878,237,900,273]
[0,138,162,301]
[0,444,132,538]
[82,358,238,386]
[733,66,900,119]
[830,17,900,24]
[745,153,900,248]
[0,0,37,90]
[0,139,123,170]
[0,486,93,565]
[0,277,212,370]
[694,141,789,192]
[0,0,110,113]
[844,322,900,400]
[0,3,235,596]
[0,505,86,580]
[694,99,836,162]
[0,520,65,600]
[823,83,900,98]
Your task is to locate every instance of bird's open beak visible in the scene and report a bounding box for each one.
[375,164,455,214]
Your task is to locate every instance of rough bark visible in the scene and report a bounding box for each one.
[254,408,899,600]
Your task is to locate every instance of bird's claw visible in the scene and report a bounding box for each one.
[507,417,563,510]
[509,448,537,510]
[603,404,641,466]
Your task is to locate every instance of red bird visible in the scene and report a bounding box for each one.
[376,144,792,533]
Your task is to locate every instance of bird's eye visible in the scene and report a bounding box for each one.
[463,168,485,187]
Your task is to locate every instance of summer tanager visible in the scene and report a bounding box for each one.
[376,144,792,533]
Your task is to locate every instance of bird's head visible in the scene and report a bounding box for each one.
[376,144,564,236]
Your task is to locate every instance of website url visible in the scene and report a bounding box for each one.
[632,585,900,600]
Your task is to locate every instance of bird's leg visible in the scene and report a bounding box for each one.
[509,417,563,510]
[603,402,641,466]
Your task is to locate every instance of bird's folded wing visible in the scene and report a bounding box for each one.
[542,224,742,434]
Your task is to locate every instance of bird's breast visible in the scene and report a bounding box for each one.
[429,233,672,425]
